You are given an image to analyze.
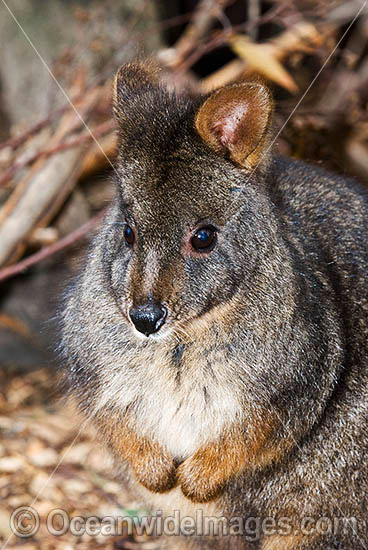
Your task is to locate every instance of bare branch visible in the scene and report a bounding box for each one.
[0,210,106,284]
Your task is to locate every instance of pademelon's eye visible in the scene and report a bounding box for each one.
[191,226,217,252]
[123,224,135,246]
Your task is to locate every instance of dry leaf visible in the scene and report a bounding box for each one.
[28,448,59,468]
[230,34,298,93]
[0,508,12,539]
[0,456,25,473]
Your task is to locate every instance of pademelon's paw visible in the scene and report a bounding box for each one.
[102,418,177,494]
[177,432,249,503]
[131,440,177,493]
[177,452,226,503]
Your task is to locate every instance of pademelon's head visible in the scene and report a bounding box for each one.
[106,62,275,340]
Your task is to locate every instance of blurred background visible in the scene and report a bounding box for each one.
[0,0,368,548]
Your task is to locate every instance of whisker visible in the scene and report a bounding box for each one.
[174,324,194,343]
[171,328,183,343]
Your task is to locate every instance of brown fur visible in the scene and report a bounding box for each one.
[60,63,368,549]
[98,415,176,493]
[177,415,289,503]
[195,83,273,170]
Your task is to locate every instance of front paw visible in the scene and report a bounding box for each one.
[131,442,177,493]
[177,455,226,503]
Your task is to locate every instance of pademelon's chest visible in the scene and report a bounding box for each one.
[136,374,241,462]
[140,380,240,462]
[98,341,242,462]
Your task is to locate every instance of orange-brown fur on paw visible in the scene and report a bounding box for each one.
[177,416,290,503]
[128,436,177,493]
[177,428,247,503]
[99,417,177,493]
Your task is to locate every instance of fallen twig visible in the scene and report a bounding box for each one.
[174,0,233,59]
[0,209,107,284]
[0,119,115,188]
[0,85,103,266]
[0,80,107,153]
[158,0,234,69]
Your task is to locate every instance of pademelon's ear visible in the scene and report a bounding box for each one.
[113,62,159,118]
[195,83,273,170]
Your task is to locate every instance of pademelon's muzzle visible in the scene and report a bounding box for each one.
[129,302,167,336]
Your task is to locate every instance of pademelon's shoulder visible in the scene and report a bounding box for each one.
[268,155,368,231]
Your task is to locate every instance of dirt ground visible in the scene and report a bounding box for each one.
[0,367,160,550]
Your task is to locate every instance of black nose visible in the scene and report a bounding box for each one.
[129,302,167,336]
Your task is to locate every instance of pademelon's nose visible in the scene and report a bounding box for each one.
[129,302,167,336]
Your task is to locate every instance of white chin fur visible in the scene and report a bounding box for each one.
[130,325,173,342]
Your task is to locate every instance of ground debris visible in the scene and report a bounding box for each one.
[0,367,158,550]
